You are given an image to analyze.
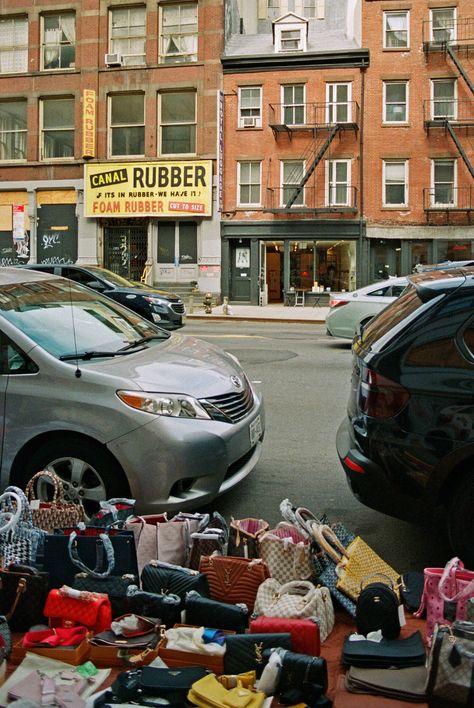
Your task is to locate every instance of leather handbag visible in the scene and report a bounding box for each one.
[398,571,424,612]
[142,666,210,697]
[259,524,314,583]
[44,586,112,632]
[0,563,49,631]
[426,620,474,705]
[224,633,292,677]
[0,487,46,566]
[188,528,228,570]
[228,518,269,558]
[188,673,265,708]
[125,584,181,627]
[342,630,426,668]
[199,555,270,612]
[414,557,474,644]
[141,560,210,609]
[272,649,328,694]
[73,572,138,618]
[356,574,401,639]
[185,590,249,633]
[25,470,85,533]
[253,579,334,642]
[250,616,320,656]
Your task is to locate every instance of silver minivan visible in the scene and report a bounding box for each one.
[0,268,264,514]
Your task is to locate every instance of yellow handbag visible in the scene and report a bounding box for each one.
[188,674,265,708]
[218,672,257,690]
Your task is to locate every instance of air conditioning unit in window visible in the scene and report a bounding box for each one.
[105,53,123,67]
[242,116,257,128]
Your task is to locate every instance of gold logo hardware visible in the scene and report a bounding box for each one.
[255,642,263,664]
[224,568,232,587]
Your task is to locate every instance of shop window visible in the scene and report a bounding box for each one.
[326,83,351,123]
[41,97,74,160]
[431,79,456,120]
[383,81,408,123]
[437,239,473,262]
[0,100,27,160]
[281,160,304,206]
[238,161,261,207]
[41,12,75,70]
[159,91,196,155]
[326,160,350,206]
[238,87,262,128]
[431,159,456,206]
[282,84,305,125]
[159,2,197,64]
[179,222,197,264]
[383,160,407,206]
[383,11,409,49]
[110,6,146,66]
[0,16,28,73]
[430,7,456,43]
[157,221,197,264]
[109,93,144,157]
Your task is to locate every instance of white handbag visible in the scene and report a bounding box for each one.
[253,578,335,642]
[259,523,314,583]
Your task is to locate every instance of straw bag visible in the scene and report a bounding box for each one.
[259,523,314,583]
[25,470,85,533]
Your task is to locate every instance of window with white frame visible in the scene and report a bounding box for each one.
[160,2,197,64]
[326,160,350,206]
[282,84,305,125]
[239,87,262,128]
[109,93,144,157]
[41,97,74,159]
[41,13,75,70]
[383,81,408,123]
[432,159,456,205]
[281,160,304,206]
[431,79,456,119]
[383,11,409,49]
[326,83,351,123]
[383,160,407,206]
[160,91,196,155]
[238,161,261,206]
[0,100,27,160]
[430,7,456,43]
[278,27,304,52]
[110,6,146,66]
[0,16,28,73]
[267,1,323,20]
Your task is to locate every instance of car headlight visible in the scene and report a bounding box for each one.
[116,390,211,419]
[143,296,168,307]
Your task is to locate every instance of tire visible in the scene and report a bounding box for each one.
[447,474,474,567]
[18,435,130,517]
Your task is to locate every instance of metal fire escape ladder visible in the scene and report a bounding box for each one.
[444,120,474,178]
[285,124,340,209]
[446,44,474,95]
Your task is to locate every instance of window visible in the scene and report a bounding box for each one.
[41,13,75,70]
[430,7,456,42]
[110,6,146,65]
[282,84,305,124]
[0,16,28,73]
[41,97,74,159]
[157,221,197,264]
[326,83,351,123]
[160,2,197,64]
[383,11,409,49]
[326,160,350,206]
[160,91,196,155]
[383,160,407,206]
[383,81,408,123]
[109,94,144,157]
[281,160,304,206]
[431,79,456,120]
[239,87,262,128]
[432,159,456,206]
[0,100,27,160]
[238,161,261,206]
[280,28,304,51]
[267,1,321,19]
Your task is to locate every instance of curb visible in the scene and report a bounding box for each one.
[185,315,325,324]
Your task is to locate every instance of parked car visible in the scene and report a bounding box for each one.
[19,264,185,330]
[325,276,408,340]
[336,265,474,564]
[413,259,474,273]
[0,268,264,515]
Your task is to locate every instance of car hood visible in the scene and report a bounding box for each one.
[111,284,180,300]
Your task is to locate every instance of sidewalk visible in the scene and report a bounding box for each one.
[185,302,329,324]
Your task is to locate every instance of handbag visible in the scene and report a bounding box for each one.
[44,586,112,632]
[426,620,474,705]
[398,571,424,612]
[250,616,320,656]
[224,633,292,677]
[414,556,474,644]
[25,470,85,533]
[188,528,228,570]
[342,630,426,668]
[73,572,138,618]
[273,649,328,694]
[356,574,401,639]
[253,579,334,642]
[199,555,270,612]
[125,584,181,627]
[0,487,46,566]
[185,590,249,633]
[126,514,199,574]
[188,673,265,708]
[0,616,12,657]
[0,563,49,631]
[141,560,210,609]
[259,524,314,583]
[228,518,269,558]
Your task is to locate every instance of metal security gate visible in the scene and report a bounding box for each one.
[104,222,148,281]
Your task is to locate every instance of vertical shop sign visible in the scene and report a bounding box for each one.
[12,205,25,241]
[217,90,224,212]
[82,89,96,159]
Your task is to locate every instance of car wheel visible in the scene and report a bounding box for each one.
[447,474,474,566]
[19,436,130,517]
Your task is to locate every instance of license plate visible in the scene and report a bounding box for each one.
[249,415,262,446]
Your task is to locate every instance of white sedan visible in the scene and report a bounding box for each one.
[325,276,408,339]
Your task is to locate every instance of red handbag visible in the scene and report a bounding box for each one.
[249,616,320,656]
[44,588,112,633]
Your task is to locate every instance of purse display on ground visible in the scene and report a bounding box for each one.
[426,619,474,705]
[0,488,46,567]
[224,633,292,677]
[259,523,314,583]
[185,590,249,633]
[141,560,210,609]
[188,672,265,708]
[0,563,49,632]
[126,514,199,573]
[342,630,426,668]
[72,572,138,618]
[356,574,401,639]
[227,518,269,558]
[250,616,320,656]
[274,649,328,695]
[345,665,427,702]
[25,470,85,533]
[199,555,270,612]
[44,586,112,633]
[125,584,181,627]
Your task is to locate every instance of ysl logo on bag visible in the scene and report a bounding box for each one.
[224,568,232,587]
[254,642,264,664]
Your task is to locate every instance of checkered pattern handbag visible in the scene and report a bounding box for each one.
[259,524,314,583]
[0,487,45,566]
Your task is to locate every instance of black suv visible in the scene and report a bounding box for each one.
[20,264,185,330]
[337,266,474,564]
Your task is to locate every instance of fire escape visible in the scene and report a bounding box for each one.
[265,101,359,213]
[423,16,474,222]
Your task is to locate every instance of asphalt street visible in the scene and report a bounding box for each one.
[184,319,453,574]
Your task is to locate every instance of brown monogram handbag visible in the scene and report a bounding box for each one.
[25,470,85,533]
[199,555,270,612]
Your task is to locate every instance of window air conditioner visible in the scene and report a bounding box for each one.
[242,116,257,128]
[105,53,123,67]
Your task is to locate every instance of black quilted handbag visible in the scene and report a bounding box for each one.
[126,585,181,628]
[73,572,138,618]
[224,633,292,677]
[0,564,49,632]
[356,575,401,639]
[185,590,249,633]
[141,561,209,609]
[276,650,328,694]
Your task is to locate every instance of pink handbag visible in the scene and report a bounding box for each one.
[414,556,474,644]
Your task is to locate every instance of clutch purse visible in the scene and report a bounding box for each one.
[342,630,426,668]
[141,561,210,609]
[185,591,249,633]
[126,585,181,628]
[224,633,292,677]
[250,616,320,656]
[44,587,112,633]
[140,666,209,695]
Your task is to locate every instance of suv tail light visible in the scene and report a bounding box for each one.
[359,367,410,418]
[330,298,349,308]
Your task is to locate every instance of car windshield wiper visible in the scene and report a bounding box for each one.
[117,333,170,352]
[59,349,140,361]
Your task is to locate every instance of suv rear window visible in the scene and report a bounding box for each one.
[359,284,422,349]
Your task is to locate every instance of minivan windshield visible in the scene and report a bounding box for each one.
[0,279,169,358]
[359,284,422,349]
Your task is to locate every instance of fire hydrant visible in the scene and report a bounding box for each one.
[203,292,213,314]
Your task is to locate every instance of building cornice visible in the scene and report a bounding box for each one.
[221,49,370,73]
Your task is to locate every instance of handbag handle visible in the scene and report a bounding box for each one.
[310,524,349,564]
[68,531,116,578]
[360,573,396,592]
[438,557,474,604]
[4,576,27,621]
[2,486,33,528]
[276,580,317,598]
[0,491,22,535]
[25,470,62,504]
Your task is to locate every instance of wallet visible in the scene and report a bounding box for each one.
[224,633,292,677]
[342,630,426,668]
[345,665,428,702]
[185,591,249,633]
[139,665,209,695]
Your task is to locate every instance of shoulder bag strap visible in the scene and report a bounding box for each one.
[277,580,316,598]
[5,576,27,621]
[68,531,116,578]
[25,470,61,505]
[438,557,474,603]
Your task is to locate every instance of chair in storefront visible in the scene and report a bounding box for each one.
[294,289,305,307]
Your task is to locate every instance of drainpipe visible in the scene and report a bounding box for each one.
[359,65,366,287]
